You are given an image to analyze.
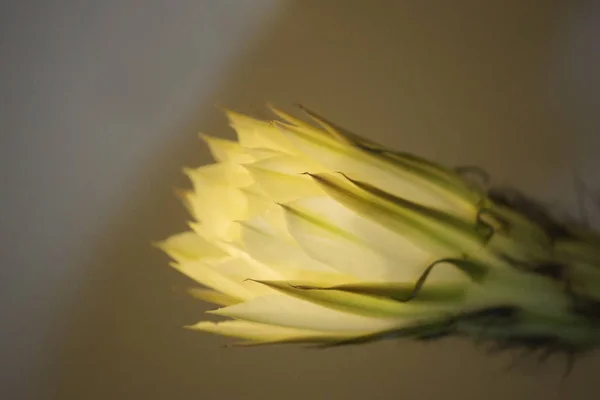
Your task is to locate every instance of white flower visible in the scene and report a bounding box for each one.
[158,105,600,356]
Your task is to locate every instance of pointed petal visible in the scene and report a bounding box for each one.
[208,294,408,332]
[187,320,367,344]
[277,122,474,216]
[225,110,297,154]
[185,162,253,188]
[252,280,456,318]
[314,319,454,348]
[295,104,483,208]
[200,134,254,164]
[183,187,244,240]
[281,201,416,281]
[172,260,262,300]
[383,151,482,202]
[187,288,241,306]
[308,173,495,267]
[282,196,444,281]
[238,216,340,275]
[243,165,323,203]
[267,104,332,138]
[205,256,282,284]
[183,178,273,241]
[295,103,373,146]
[250,154,325,175]
[156,231,226,263]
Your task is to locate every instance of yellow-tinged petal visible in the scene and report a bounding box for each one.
[156,231,226,263]
[199,135,253,164]
[172,260,261,300]
[238,217,340,274]
[187,320,371,344]
[277,121,474,216]
[252,280,458,318]
[308,173,497,266]
[243,165,323,203]
[281,196,444,280]
[281,201,423,281]
[206,256,281,282]
[274,105,476,204]
[294,104,484,210]
[267,104,334,138]
[185,162,253,188]
[159,106,600,351]
[225,110,297,154]
[208,294,409,332]
[187,288,241,306]
[200,134,283,166]
[184,179,273,241]
[250,154,325,175]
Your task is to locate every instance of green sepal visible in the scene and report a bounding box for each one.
[285,281,467,303]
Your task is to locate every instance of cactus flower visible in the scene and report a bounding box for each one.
[158,105,600,361]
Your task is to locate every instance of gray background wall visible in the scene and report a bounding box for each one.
[1,1,599,399]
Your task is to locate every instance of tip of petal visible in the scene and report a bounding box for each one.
[151,240,166,250]
[198,132,215,143]
[188,221,202,233]
[182,167,196,179]
[223,108,254,124]
[204,308,227,316]
[173,187,190,198]
[184,321,217,331]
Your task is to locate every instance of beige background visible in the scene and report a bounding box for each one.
[1,1,599,399]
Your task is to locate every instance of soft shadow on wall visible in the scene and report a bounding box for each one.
[50,2,598,400]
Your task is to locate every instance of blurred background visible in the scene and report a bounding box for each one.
[1,1,599,399]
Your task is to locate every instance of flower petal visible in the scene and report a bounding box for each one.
[156,231,226,263]
[172,260,261,300]
[208,294,409,332]
[187,288,241,306]
[281,201,421,281]
[185,162,253,188]
[252,280,457,318]
[290,281,468,304]
[309,173,497,267]
[243,165,323,203]
[238,216,340,275]
[199,135,254,164]
[277,122,474,216]
[281,196,462,282]
[187,320,369,345]
[225,110,296,154]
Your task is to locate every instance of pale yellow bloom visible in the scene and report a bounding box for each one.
[158,105,600,355]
